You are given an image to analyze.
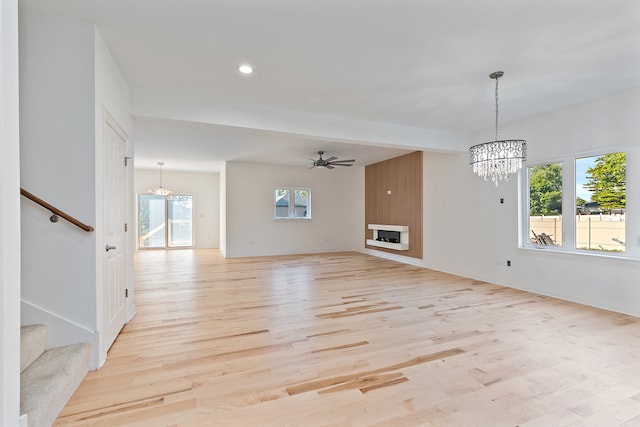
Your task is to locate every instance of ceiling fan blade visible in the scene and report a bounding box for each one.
[307,152,356,170]
[328,159,355,164]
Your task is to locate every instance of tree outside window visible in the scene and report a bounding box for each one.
[526,152,627,254]
[576,153,625,252]
[528,163,562,246]
[530,163,563,216]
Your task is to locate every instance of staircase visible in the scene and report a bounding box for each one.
[20,324,91,427]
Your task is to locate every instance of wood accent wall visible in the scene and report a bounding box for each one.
[365,151,423,259]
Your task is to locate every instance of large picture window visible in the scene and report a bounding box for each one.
[528,163,562,246]
[523,151,626,255]
[575,153,626,253]
[275,188,311,219]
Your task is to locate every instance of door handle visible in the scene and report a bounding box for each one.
[105,244,117,252]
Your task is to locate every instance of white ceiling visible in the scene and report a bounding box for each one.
[21,0,640,172]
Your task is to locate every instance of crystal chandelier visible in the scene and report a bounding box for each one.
[150,161,172,196]
[469,71,526,186]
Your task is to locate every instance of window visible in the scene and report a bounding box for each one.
[575,153,626,253]
[523,151,627,255]
[138,194,193,248]
[275,188,311,219]
[528,163,562,246]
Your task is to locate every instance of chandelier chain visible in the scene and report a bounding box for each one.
[495,75,499,141]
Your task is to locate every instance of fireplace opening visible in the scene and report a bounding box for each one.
[376,230,400,243]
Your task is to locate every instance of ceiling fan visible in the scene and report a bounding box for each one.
[310,151,355,169]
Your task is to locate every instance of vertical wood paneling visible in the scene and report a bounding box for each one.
[365,151,422,259]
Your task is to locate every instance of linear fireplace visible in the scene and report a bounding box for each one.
[367,224,409,250]
[376,230,400,243]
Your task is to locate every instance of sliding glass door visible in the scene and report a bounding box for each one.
[167,195,193,247]
[138,195,166,248]
[138,194,193,249]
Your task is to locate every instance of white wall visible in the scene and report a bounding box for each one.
[421,149,520,279]
[369,89,640,317]
[219,164,227,256]
[134,169,220,248]
[489,88,640,316]
[19,8,99,352]
[1,0,21,423]
[224,161,362,258]
[19,9,132,369]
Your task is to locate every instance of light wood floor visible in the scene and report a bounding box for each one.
[56,250,640,426]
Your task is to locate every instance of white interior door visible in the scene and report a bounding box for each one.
[104,112,128,351]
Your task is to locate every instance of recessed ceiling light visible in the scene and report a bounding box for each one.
[238,64,253,75]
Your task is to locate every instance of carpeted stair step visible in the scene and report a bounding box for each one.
[20,324,48,373]
[20,324,91,427]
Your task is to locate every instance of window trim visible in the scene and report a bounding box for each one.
[520,150,633,259]
[274,187,312,220]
